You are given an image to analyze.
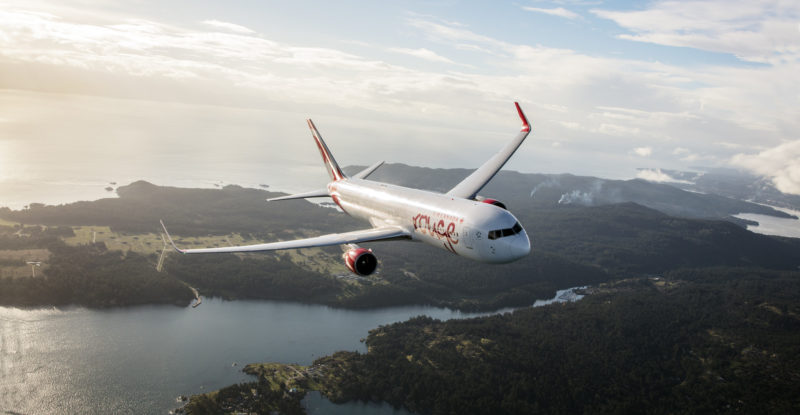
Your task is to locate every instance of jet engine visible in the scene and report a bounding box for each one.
[477,197,507,210]
[342,245,378,276]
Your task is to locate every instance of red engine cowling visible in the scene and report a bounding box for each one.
[343,247,378,276]
[481,198,507,210]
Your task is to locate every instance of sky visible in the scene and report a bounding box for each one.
[0,0,799,198]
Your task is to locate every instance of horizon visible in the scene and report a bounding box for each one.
[0,161,764,211]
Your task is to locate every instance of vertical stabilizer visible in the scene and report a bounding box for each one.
[307,119,346,182]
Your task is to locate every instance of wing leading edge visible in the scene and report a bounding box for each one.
[446,102,531,200]
[160,220,410,254]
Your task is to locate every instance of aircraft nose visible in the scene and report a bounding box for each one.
[509,230,531,259]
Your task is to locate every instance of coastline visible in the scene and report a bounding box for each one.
[182,287,587,414]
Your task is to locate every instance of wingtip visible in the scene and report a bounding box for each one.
[514,102,530,133]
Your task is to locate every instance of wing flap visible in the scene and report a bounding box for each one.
[161,220,410,254]
[446,102,531,200]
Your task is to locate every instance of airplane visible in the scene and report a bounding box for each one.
[161,102,532,276]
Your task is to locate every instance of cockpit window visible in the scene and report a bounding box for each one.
[488,222,523,240]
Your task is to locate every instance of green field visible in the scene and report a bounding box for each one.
[63,226,267,256]
[59,226,357,277]
[0,217,20,227]
[0,220,348,278]
[0,249,50,278]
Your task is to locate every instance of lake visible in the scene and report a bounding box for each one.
[734,206,800,238]
[0,288,582,414]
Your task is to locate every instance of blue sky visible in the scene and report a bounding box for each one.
[0,0,798,195]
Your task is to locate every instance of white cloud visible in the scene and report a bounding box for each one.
[201,19,255,34]
[0,4,797,181]
[388,47,455,64]
[633,146,653,157]
[0,9,434,108]
[637,168,693,184]
[406,18,508,56]
[592,0,800,64]
[732,140,800,195]
[522,7,580,20]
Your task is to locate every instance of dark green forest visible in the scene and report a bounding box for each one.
[316,268,800,414]
[200,268,800,415]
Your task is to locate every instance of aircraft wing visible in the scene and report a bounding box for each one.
[160,220,410,254]
[267,188,330,202]
[446,102,531,200]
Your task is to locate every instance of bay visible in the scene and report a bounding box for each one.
[0,288,582,414]
[734,206,800,238]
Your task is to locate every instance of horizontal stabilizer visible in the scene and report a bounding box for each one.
[352,161,384,180]
[267,188,330,202]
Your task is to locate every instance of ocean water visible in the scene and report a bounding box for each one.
[0,167,324,211]
[0,289,583,414]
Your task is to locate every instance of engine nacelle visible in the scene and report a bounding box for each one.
[479,198,507,210]
[343,247,378,276]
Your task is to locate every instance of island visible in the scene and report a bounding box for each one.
[185,269,800,414]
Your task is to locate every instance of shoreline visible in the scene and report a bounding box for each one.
[183,286,589,414]
[0,178,308,211]
[0,287,575,315]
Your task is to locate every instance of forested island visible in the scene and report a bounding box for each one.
[2,169,800,414]
[186,268,800,414]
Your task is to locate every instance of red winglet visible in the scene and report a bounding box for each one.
[515,102,530,133]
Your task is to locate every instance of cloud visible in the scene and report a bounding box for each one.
[636,168,694,184]
[0,9,431,108]
[592,0,800,64]
[0,4,797,181]
[633,146,653,157]
[388,47,455,64]
[400,15,798,175]
[406,18,507,56]
[201,19,256,34]
[522,7,580,20]
[732,140,800,195]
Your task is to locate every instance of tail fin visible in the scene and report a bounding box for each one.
[307,119,346,182]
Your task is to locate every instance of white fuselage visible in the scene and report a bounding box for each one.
[329,178,531,263]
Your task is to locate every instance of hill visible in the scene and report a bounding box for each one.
[346,164,794,221]
[2,178,799,311]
